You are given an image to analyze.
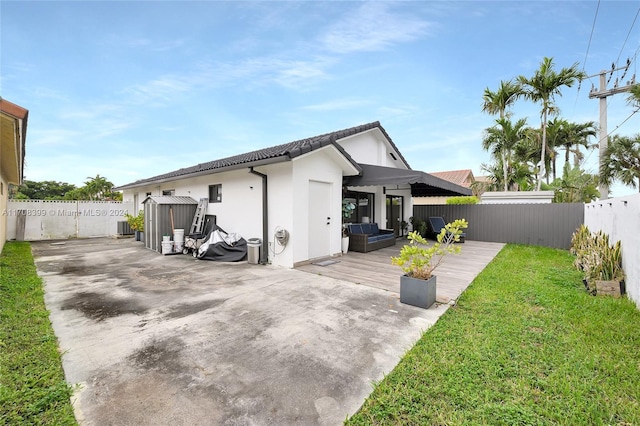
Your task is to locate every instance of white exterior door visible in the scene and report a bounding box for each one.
[308,180,332,259]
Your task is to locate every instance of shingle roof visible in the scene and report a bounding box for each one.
[428,169,475,188]
[116,121,408,190]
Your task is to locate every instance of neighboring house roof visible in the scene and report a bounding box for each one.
[345,164,472,196]
[428,169,475,188]
[0,98,28,185]
[117,121,404,190]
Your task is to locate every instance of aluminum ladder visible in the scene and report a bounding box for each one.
[189,198,208,235]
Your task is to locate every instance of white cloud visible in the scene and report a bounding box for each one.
[319,3,431,54]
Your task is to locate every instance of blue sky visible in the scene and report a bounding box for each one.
[2,1,639,196]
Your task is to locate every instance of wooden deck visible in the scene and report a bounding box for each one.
[296,239,505,304]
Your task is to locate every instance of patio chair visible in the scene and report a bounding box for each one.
[427,216,465,243]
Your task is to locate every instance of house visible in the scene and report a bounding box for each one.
[413,169,477,205]
[116,121,470,268]
[0,98,28,253]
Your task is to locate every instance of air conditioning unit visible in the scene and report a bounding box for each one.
[117,221,134,235]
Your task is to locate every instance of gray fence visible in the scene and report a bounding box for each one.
[413,203,584,249]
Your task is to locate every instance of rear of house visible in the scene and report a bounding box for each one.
[117,122,470,268]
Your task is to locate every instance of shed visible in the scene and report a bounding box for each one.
[143,196,198,253]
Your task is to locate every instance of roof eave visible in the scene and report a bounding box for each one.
[115,155,291,191]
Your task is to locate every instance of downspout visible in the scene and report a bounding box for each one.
[249,167,268,264]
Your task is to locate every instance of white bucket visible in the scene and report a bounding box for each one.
[161,241,174,255]
[174,229,185,242]
[162,235,171,242]
[174,242,184,252]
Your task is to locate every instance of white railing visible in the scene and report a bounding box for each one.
[4,200,133,240]
[584,193,640,308]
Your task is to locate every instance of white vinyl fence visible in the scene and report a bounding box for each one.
[5,200,133,241]
[584,193,640,308]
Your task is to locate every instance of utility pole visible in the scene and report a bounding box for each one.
[588,63,636,199]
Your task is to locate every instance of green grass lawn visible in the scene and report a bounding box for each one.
[347,244,640,425]
[0,242,77,425]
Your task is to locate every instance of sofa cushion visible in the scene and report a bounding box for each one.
[371,223,379,234]
[348,224,363,234]
[361,223,373,234]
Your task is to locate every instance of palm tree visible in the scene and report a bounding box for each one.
[84,174,115,201]
[482,80,523,119]
[545,119,597,181]
[518,57,586,190]
[482,117,528,191]
[626,84,640,108]
[550,163,599,203]
[600,134,640,192]
[563,121,597,166]
[479,160,534,192]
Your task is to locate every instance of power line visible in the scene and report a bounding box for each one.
[607,107,640,137]
[615,7,640,68]
[575,0,601,111]
[582,0,600,75]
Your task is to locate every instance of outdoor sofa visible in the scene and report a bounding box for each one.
[346,223,396,253]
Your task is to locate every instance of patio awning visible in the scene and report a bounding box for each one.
[344,164,472,197]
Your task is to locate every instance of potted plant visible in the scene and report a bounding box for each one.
[125,211,145,242]
[570,227,625,296]
[400,220,408,237]
[391,219,468,309]
[341,199,355,254]
[587,233,625,296]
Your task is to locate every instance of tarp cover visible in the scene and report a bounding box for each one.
[344,164,472,196]
[196,225,247,262]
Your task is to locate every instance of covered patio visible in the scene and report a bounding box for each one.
[297,239,505,305]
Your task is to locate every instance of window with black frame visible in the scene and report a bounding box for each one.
[343,190,374,223]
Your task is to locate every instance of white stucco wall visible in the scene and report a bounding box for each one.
[121,148,348,268]
[584,194,640,308]
[291,148,345,265]
[481,191,554,204]
[337,129,407,169]
[122,169,265,251]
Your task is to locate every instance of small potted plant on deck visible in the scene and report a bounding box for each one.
[391,219,468,309]
[125,211,145,242]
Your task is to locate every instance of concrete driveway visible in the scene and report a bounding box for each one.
[33,238,449,425]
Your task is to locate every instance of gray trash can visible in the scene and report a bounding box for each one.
[247,238,262,264]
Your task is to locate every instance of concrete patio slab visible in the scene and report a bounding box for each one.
[32,237,472,425]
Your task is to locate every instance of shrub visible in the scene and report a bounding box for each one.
[446,196,479,205]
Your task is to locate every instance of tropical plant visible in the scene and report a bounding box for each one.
[342,199,356,219]
[479,160,534,192]
[626,83,640,108]
[482,117,529,191]
[391,219,468,280]
[482,79,523,119]
[518,57,586,190]
[125,211,144,232]
[600,134,640,192]
[409,216,428,237]
[550,163,599,203]
[570,227,624,294]
[563,121,597,167]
